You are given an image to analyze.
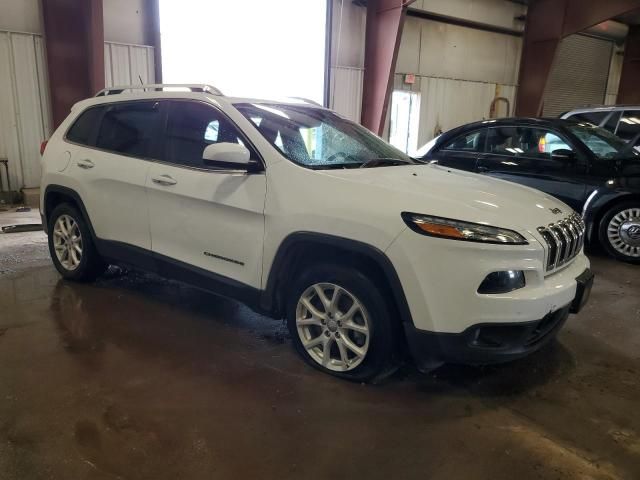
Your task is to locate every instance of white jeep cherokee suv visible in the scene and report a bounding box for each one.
[40,84,594,381]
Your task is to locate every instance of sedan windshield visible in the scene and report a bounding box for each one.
[568,123,632,159]
[235,103,415,169]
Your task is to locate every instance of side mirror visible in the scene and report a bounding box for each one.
[551,149,576,162]
[202,142,255,170]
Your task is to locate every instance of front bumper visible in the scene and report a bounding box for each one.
[404,268,594,370]
[404,306,570,370]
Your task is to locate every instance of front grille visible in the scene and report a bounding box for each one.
[537,213,585,272]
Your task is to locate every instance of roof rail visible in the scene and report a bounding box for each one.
[288,97,323,107]
[95,84,224,97]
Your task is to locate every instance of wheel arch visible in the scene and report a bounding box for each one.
[43,185,96,239]
[586,192,640,244]
[261,232,414,326]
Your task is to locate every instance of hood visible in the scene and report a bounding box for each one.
[320,164,573,232]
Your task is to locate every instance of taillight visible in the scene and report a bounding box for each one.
[40,140,48,156]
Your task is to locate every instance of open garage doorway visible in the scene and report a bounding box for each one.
[159,0,328,104]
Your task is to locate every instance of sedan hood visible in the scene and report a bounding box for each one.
[321,164,573,232]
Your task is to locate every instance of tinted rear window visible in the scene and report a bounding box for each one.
[95,101,161,157]
[66,106,104,145]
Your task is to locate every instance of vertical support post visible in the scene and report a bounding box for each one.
[41,0,105,128]
[515,0,565,117]
[618,25,640,104]
[143,0,163,83]
[361,0,414,135]
[516,0,640,116]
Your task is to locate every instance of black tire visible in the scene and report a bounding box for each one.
[598,201,640,264]
[47,203,107,281]
[286,263,400,382]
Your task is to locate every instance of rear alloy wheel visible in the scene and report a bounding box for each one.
[295,283,370,372]
[286,264,399,382]
[52,214,83,271]
[599,202,640,264]
[48,203,106,281]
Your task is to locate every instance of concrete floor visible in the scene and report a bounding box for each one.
[1,208,639,479]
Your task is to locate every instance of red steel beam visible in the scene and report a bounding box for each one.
[361,0,415,135]
[41,0,105,128]
[516,0,640,116]
[618,25,640,104]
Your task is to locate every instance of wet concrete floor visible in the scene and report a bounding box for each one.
[1,222,639,479]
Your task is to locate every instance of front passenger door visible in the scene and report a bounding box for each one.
[146,100,267,288]
[429,128,486,172]
[477,126,587,210]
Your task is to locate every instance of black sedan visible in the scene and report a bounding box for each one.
[415,118,640,264]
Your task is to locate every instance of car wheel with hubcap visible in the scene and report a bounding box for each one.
[286,264,399,382]
[599,202,640,264]
[48,203,107,281]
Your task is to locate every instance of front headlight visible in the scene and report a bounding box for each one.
[401,212,528,245]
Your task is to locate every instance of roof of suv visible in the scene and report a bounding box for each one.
[72,84,325,113]
[562,105,640,116]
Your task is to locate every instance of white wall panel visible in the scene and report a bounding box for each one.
[329,67,364,123]
[399,17,522,86]
[411,0,526,31]
[0,0,43,34]
[104,0,147,45]
[104,42,155,87]
[0,31,52,191]
[399,75,515,146]
[330,0,366,69]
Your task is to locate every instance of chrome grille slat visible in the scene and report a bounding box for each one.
[537,213,584,273]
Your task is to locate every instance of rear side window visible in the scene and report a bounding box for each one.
[568,111,609,125]
[441,130,486,153]
[95,101,161,157]
[66,106,104,145]
[616,110,640,141]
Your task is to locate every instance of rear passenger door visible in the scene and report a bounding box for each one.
[66,101,160,252]
[429,128,486,172]
[477,126,588,210]
[146,100,267,289]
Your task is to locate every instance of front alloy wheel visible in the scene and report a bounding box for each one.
[605,206,640,261]
[53,214,83,271]
[295,283,370,372]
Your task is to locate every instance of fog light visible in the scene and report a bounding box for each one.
[478,270,525,294]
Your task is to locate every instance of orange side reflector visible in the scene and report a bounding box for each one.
[416,222,465,239]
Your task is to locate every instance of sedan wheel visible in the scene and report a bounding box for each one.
[295,283,370,372]
[606,207,640,259]
[53,214,84,271]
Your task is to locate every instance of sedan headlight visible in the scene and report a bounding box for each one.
[401,212,528,245]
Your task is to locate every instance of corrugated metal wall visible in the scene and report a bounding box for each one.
[0,35,155,193]
[329,66,363,122]
[542,34,613,116]
[0,30,52,191]
[389,74,516,145]
[104,41,155,87]
[391,16,520,145]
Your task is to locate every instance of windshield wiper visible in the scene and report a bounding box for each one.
[359,158,413,168]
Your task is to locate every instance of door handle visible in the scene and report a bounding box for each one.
[151,174,177,186]
[77,159,95,169]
